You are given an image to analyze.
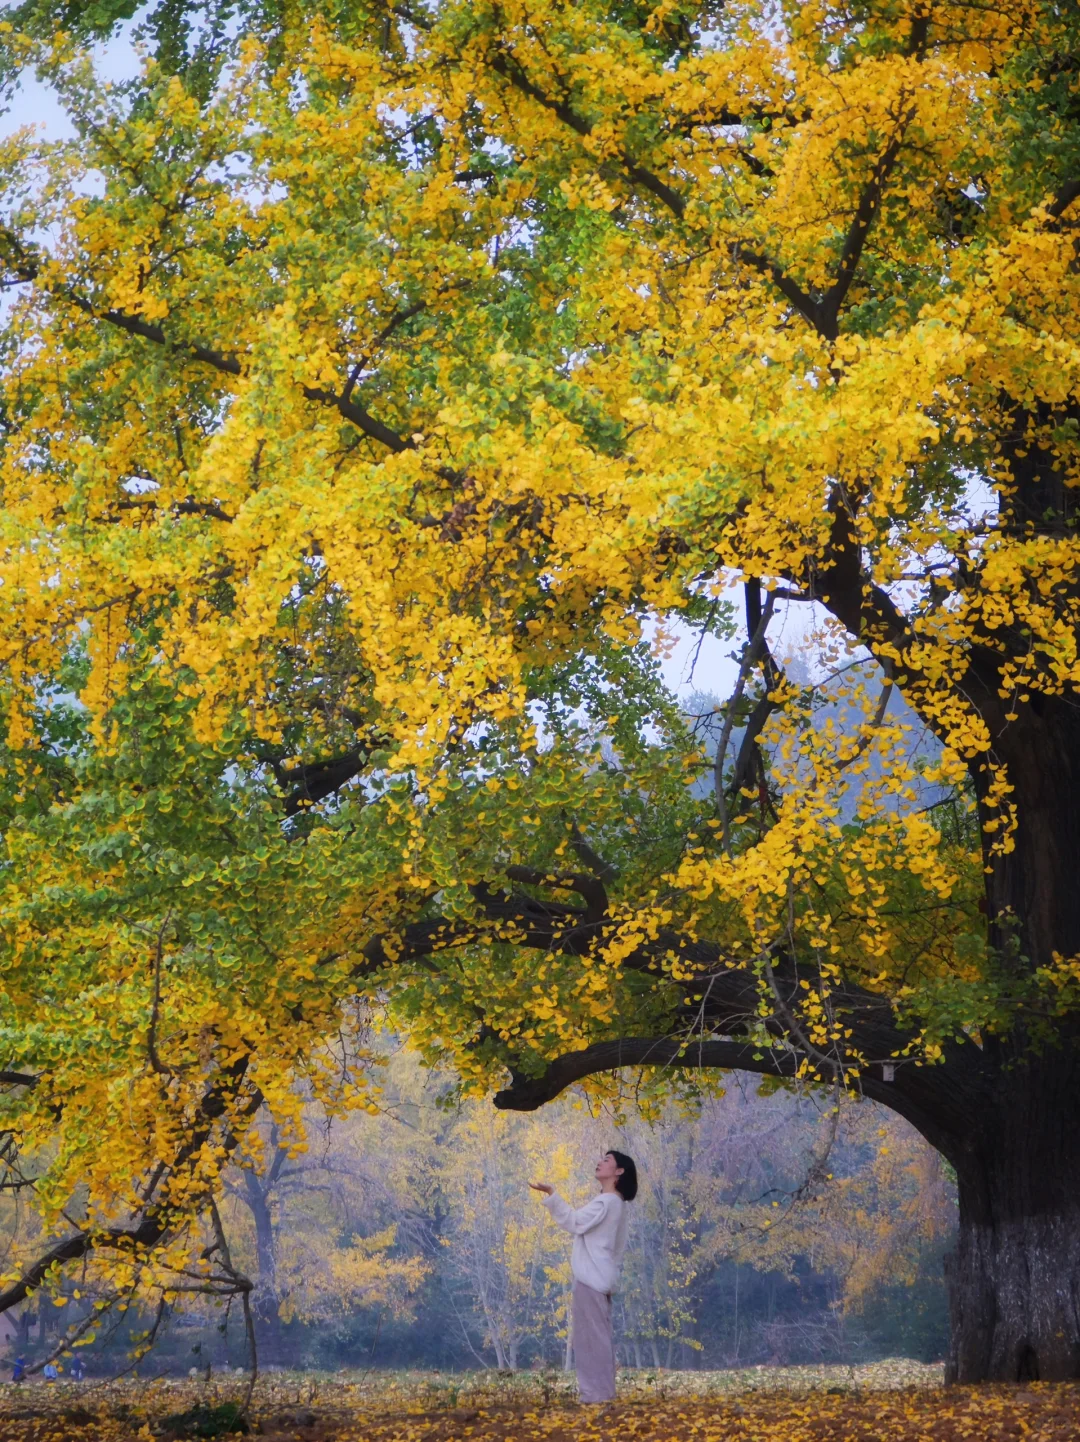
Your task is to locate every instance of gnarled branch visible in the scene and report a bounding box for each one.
[494,1036,803,1109]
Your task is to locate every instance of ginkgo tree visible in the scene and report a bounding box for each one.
[0,0,1077,1386]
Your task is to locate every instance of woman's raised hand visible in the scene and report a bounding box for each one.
[529,1181,554,1195]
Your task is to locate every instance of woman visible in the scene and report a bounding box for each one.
[531,1150,638,1404]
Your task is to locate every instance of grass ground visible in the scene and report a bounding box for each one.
[1,1362,1078,1440]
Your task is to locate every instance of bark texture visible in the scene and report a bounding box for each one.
[946,1206,1080,1383]
[946,1056,1080,1379]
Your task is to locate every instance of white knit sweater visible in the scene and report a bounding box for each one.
[544,1189,629,1294]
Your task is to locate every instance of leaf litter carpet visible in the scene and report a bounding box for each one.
[3,1363,1080,1441]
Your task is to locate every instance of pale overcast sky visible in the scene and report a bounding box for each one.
[2,24,142,139]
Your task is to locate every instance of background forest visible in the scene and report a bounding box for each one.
[0,1054,955,1377]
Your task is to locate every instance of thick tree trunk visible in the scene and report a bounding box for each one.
[934,684,1080,1382]
[947,684,1080,1381]
[946,1203,1080,1383]
[945,1065,1080,1382]
[975,695,1080,987]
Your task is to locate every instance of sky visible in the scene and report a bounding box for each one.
[654,594,823,703]
[2,21,142,139]
[7,68,70,137]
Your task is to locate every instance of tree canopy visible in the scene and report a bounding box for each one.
[0,0,1078,1383]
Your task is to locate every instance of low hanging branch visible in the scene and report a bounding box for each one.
[0,1066,264,1318]
[343,858,990,1165]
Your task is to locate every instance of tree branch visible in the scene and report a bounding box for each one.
[352,865,989,1159]
[0,1064,262,1316]
[1048,177,1080,223]
[300,386,411,452]
[117,497,234,523]
[817,107,915,339]
[503,865,609,923]
[569,824,619,885]
[274,747,372,817]
[493,1036,802,1109]
[493,1029,981,1164]
[713,585,776,848]
[482,46,864,338]
[735,246,824,332]
[487,50,687,219]
[0,226,413,454]
[0,1220,155,1317]
[482,47,916,342]
[342,299,428,402]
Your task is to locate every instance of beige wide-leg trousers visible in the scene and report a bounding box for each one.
[572,1280,616,1402]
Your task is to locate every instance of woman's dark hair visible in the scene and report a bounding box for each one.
[608,1150,638,1201]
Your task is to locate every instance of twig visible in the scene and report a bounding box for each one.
[356,1310,383,1390]
[109,1295,168,1380]
[683,598,721,686]
[834,665,893,772]
[25,1291,120,1374]
[760,886,847,1085]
